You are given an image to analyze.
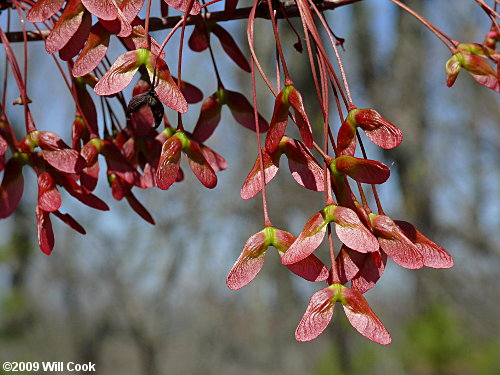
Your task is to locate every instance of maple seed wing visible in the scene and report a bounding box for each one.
[265,90,290,154]
[288,87,314,149]
[296,288,335,342]
[355,109,403,150]
[81,0,118,20]
[94,50,142,95]
[226,91,269,133]
[155,136,183,190]
[283,139,324,192]
[281,211,328,265]
[285,254,329,282]
[185,141,218,189]
[58,9,92,61]
[161,0,201,15]
[147,56,188,113]
[26,0,66,22]
[41,149,86,174]
[395,220,453,268]
[333,206,379,253]
[274,228,329,282]
[0,158,25,219]
[200,144,228,172]
[36,207,55,255]
[45,0,87,54]
[337,119,357,156]
[72,23,111,77]
[37,172,62,212]
[341,287,391,345]
[226,231,268,290]
[121,0,146,22]
[240,150,280,200]
[174,78,204,104]
[191,93,223,143]
[53,211,86,234]
[212,25,251,73]
[188,23,210,52]
[344,247,387,294]
[371,215,424,269]
[334,155,390,184]
[125,193,155,224]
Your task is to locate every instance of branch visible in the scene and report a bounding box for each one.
[1,0,362,43]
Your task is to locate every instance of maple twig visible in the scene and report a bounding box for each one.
[1,0,363,43]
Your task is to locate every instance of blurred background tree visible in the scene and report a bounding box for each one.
[0,0,499,374]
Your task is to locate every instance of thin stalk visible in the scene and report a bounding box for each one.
[201,0,224,88]
[371,184,384,214]
[1,9,11,112]
[475,0,500,19]
[277,0,304,53]
[309,0,354,108]
[176,0,197,131]
[3,1,363,43]
[295,0,349,108]
[356,181,369,207]
[275,45,281,89]
[144,0,153,49]
[265,0,291,82]
[327,224,340,283]
[247,0,278,96]
[320,54,334,207]
[303,27,326,119]
[200,0,223,8]
[9,0,31,132]
[251,58,272,227]
[355,132,384,212]
[388,0,456,51]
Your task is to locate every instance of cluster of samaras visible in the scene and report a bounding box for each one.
[0,0,498,344]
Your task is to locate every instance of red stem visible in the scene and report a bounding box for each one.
[265,0,291,82]
[389,0,456,52]
[251,58,272,227]
[1,9,11,112]
[295,0,349,109]
[327,225,340,283]
[247,0,278,96]
[309,0,354,107]
[144,0,153,50]
[176,0,197,131]
[200,1,224,88]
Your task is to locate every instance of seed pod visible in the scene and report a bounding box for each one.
[126,89,164,128]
